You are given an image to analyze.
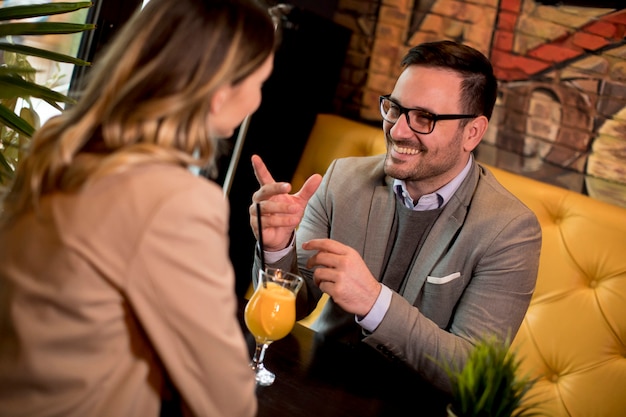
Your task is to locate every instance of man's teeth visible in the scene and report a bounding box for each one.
[393,144,420,155]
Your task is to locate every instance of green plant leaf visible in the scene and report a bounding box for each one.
[0,66,38,76]
[0,42,90,66]
[434,335,542,417]
[0,2,92,21]
[0,150,16,184]
[0,104,35,137]
[0,1,93,182]
[0,75,75,106]
[0,22,95,37]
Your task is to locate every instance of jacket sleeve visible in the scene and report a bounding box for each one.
[126,180,257,417]
[366,204,542,393]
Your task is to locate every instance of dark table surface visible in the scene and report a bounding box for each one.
[237,299,450,417]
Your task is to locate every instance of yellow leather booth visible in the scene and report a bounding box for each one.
[291,113,626,416]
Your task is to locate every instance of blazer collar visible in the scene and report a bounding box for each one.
[362,163,396,278]
[402,161,481,303]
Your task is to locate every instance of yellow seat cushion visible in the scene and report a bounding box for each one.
[291,114,386,191]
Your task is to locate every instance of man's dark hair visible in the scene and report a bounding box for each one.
[401,40,498,120]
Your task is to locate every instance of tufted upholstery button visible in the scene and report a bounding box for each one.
[506,168,626,416]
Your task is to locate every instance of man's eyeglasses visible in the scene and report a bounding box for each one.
[379,95,479,134]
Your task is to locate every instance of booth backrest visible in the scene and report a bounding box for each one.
[291,113,626,416]
[291,114,387,190]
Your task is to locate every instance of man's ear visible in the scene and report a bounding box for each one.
[463,115,489,152]
[210,85,230,113]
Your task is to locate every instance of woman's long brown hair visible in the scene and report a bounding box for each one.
[1,0,275,227]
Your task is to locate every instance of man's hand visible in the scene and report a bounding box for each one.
[303,238,381,317]
[249,154,322,251]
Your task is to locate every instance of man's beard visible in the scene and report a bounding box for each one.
[383,129,463,182]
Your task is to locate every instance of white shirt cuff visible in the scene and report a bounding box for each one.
[263,233,295,263]
[356,284,392,332]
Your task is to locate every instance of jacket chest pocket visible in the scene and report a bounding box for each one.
[415,272,464,328]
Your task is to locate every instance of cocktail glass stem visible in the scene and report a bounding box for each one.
[251,342,274,386]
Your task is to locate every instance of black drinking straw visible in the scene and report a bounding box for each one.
[256,203,266,286]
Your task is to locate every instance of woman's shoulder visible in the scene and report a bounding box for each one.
[60,163,226,233]
[91,163,223,206]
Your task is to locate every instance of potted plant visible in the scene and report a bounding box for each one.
[0,1,94,184]
[438,335,540,417]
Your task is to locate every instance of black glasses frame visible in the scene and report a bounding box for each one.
[379,95,479,134]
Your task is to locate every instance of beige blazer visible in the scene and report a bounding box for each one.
[257,155,542,393]
[0,163,256,417]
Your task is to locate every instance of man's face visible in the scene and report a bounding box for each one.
[383,65,473,195]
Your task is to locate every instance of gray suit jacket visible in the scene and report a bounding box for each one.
[257,154,541,392]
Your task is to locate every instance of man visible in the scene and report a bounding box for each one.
[248,40,541,395]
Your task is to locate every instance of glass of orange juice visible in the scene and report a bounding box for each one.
[244,267,303,386]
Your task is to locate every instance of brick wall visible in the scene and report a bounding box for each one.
[328,0,626,208]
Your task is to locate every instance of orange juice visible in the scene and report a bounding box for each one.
[244,282,296,343]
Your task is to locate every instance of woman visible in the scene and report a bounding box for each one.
[0,0,275,416]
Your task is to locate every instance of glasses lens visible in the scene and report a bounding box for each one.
[380,97,399,123]
[407,110,434,134]
[380,97,434,134]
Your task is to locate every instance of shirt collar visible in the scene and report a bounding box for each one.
[393,154,473,210]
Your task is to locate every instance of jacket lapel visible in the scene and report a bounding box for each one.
[363,176,395,279]
[402,163,480,303]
